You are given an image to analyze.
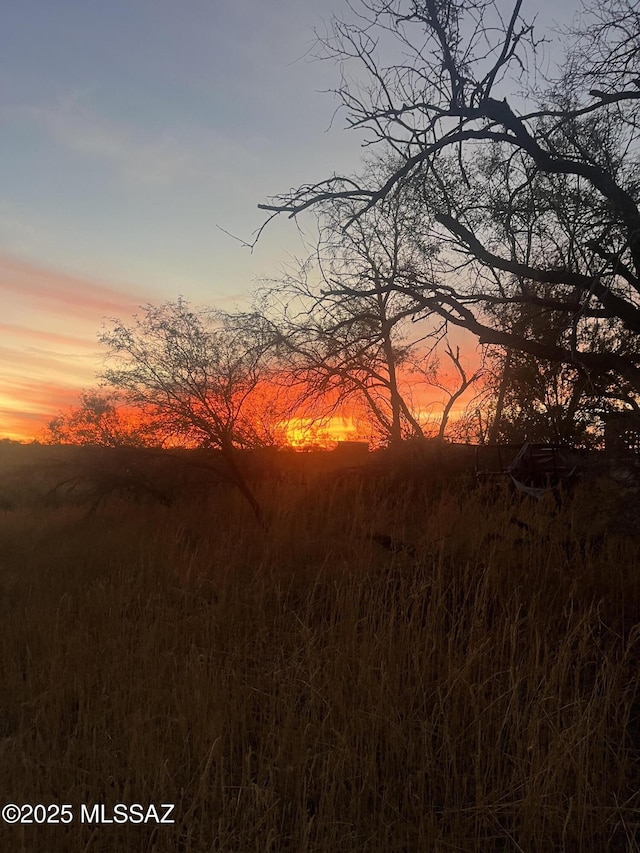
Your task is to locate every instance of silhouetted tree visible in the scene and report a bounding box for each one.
[483,293,639,445]
[253,176,479,445]
[98,299,277,521]
[431,343,484,440]
[259,0,640,400]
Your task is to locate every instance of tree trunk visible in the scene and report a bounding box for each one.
[378,293,403,446]
[488,349,512,444]
[220,438,264,525]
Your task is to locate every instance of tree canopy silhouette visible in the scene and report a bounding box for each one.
[97,299,278,520]
[259,0,640,398]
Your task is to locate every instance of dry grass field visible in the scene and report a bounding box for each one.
[0,444,639,852]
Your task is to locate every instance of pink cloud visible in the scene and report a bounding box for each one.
[0,253,155,321]
[0,253,159,441]
[0,345,98,382]
[0,322,96,349]
[0,376,82,411]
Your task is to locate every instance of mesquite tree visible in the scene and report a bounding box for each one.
[254,179,450,444]
[259,0,640,408]
[99,299,276,521]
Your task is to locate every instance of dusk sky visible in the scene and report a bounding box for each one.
[2,0,581,441]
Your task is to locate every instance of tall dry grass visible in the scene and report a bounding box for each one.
[0,463,639,852]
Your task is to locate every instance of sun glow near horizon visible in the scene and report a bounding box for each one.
[0,376,483,446]
[281,415,362,449]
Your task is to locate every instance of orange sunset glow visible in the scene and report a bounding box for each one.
[1,245,481,446]
[6,4,632,850]
[282,416,360,448]
[1,335,480,447]
[0,0,491,449]
[0,253,158,442]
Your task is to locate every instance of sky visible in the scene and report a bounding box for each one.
[1,0,582,441]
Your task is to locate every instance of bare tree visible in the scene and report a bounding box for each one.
[253,179,452,445]
[431,343,484,440]
[258,0,640,397]
[99,299,277,521]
